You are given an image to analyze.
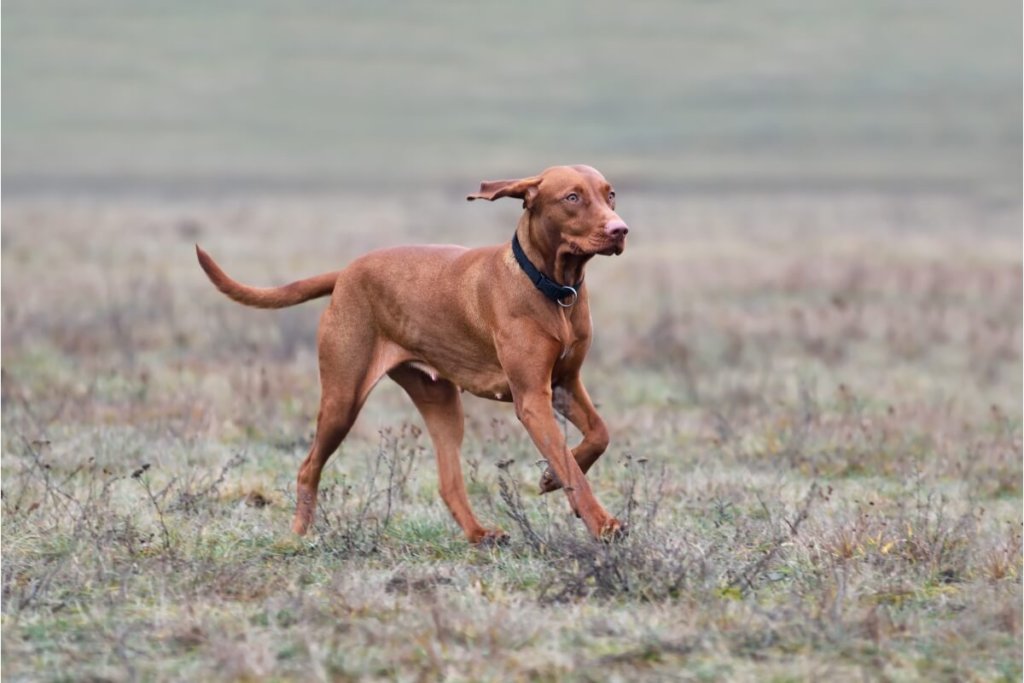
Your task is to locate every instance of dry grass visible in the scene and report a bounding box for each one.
[2,192,1021,681]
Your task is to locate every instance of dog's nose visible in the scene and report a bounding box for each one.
[605,219,629,239]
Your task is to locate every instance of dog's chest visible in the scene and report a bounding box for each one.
[552,339,586,381]
[553,308,591,364]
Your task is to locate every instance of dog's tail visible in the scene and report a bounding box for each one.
[196,245,340,309]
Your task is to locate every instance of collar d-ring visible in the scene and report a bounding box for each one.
[556,286,578,308]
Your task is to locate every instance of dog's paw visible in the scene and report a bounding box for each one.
[471,529,510,547]
[538,467,563,494]
[598,518,629,543]
[291,509,314,536]
[291,490,317,536]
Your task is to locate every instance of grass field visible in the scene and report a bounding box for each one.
[2,192,1020,681]
[2,1,1022,681]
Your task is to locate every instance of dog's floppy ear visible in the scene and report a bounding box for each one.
[466,176,541,209]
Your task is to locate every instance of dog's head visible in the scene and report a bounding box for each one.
[467,165,628,257]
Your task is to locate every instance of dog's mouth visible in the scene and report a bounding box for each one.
[596,238,626,256]
[567,237,626,258]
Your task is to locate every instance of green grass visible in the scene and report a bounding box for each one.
[2,192,1020,680]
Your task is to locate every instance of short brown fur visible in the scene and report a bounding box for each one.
[197,165,629,542]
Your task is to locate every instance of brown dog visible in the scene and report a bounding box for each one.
[197,165,629,543]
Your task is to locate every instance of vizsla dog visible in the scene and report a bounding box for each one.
[196,165,629,543]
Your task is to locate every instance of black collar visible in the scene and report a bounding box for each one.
[511,233,582,307]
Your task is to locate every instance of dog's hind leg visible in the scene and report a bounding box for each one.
[388,364,506,545]
[291,307,405,536]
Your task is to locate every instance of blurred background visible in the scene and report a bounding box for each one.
[3,0,1021,199]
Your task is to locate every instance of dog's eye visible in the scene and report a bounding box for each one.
[608,191,616,202]
[565,193,580,203]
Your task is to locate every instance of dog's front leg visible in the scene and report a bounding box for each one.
[539,376,610,494]
[499,335,622,539]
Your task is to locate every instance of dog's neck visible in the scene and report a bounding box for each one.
[516,214,592,288]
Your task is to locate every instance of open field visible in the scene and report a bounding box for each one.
[3,0,1022,680]
[2,191,1020,681]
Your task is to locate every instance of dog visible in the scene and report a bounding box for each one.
[197,165,629,543]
